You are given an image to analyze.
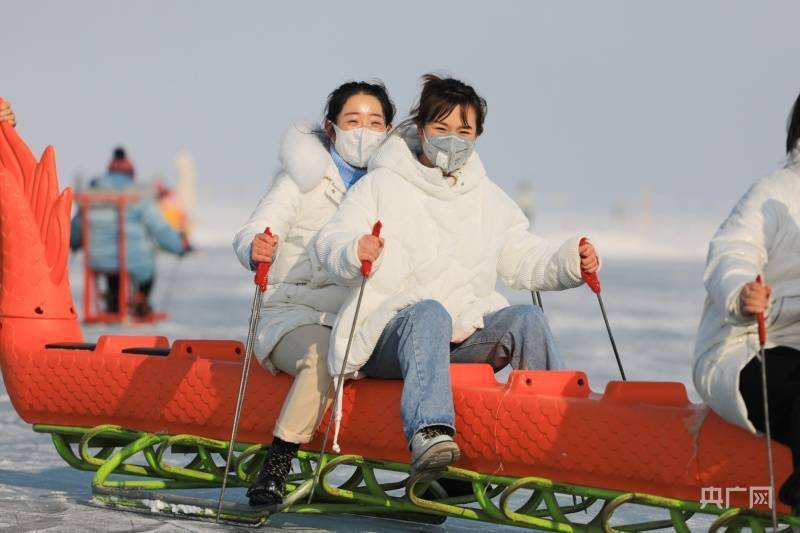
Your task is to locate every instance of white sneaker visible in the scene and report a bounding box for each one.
[410,426,460,476]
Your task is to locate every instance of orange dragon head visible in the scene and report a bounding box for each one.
[0,102,77,321]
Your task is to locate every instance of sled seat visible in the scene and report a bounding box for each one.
[44,342,172,356]
[45,342,96,351]
[602,381,690,407]
[45,337,246,361]
[121,347,171,356]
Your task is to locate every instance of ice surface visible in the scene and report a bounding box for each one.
[0,246,718,531]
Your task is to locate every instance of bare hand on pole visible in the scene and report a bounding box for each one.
[579,237,626,381]
[0,99,16,128]
[251,232,279,265]
[740,278,772,318]
[308,221,382,504]
[216,227,273,522]
[754,274,778,531]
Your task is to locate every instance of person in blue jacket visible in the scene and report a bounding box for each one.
[70,147,190,316]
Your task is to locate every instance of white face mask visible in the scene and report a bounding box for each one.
[332,124,387,168]
[422,132,475,174]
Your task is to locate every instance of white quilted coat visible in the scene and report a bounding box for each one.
[694,163,800,433]
[233,123,347,372]
[316,130,590,378]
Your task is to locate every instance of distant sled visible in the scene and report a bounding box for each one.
[75,190,168,325]
[0,116,797,531]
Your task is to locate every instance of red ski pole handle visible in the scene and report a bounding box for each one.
[579,237,601,294]
[360,221,383,278]
[254,227,273,293]
[755,274,766,347]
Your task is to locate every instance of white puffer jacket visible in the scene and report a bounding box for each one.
[694,163,800,433]
[233,122,348,372]
[316,130,589,379]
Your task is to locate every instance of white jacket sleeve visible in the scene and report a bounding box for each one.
[704,178,780,325]
[232,173,302,271]
[316,176,379,287]
[497,204,585,291]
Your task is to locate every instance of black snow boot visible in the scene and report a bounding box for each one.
[247,437,299,507]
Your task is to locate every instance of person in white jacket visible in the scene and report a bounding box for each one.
[694,90,800,513]
[316,75,599,475]
[232,81,395,506]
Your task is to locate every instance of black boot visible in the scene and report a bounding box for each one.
[247,437,299,507]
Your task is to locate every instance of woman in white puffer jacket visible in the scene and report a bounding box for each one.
[317,75,600,475]
[232,81,395,506]
[694,90,800,513]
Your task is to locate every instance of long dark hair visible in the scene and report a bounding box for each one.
[323,80,396,126]
[787,90,800,155]
[400,74,487,135]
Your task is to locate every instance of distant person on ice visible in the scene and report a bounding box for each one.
[316,75,600,476]
[232,81,396,506]
[70,147,190,317]
[694,89,800,513]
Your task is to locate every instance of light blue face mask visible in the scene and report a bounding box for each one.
[421,133,475,174]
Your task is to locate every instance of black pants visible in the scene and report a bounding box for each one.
[739,345,800,507]
[104,274,154,313]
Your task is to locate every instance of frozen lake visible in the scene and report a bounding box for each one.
[0,246,717,532]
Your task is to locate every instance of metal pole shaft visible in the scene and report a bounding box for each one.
[157,256,183,311]
[531,291,543,309]
[307,275,368,504]
[216,288,263,521]
[596,293,626,381]
[758,346,778,530]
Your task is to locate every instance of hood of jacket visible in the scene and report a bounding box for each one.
[279,121,334,193]
[368,125,486,200]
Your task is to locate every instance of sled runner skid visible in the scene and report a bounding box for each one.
[31,422,800,531]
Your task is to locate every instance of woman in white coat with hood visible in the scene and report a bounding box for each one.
[694,90,800,513]
[232,81,395,506]
[317,75,599,475]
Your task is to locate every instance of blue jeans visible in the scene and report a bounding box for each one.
[361,300,563,443]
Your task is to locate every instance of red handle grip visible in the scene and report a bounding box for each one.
[756,274,766,346]
[254,227,273,293]
[579,237,601,294]
[360,221,383,277]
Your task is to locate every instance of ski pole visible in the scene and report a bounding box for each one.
[216,227,273,521]
[159,233,192,310]
[531,290,543,309]
[579,237,626,381]
[308,220,382,504]
[755,274,778,531]
[157,255,184,311]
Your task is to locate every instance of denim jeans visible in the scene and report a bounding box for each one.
[361,300,563,443]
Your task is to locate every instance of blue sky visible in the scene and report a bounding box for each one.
[3,0,799,228]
